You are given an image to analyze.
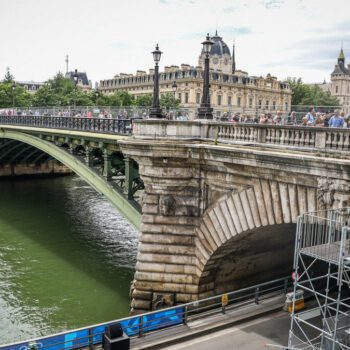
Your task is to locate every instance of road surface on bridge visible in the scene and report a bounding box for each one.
[162,310,290,350]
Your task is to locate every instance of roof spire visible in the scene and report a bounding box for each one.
[232,39,236,74]
[65,54,69,74]
[338,45,345,64]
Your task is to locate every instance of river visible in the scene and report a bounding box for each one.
[0,176,138,345]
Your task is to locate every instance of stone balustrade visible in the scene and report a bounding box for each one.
[133,120,350,151]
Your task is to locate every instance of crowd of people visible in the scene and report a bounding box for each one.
[217,108,350,128]
[0,108,133,119]
[1,107,350,128]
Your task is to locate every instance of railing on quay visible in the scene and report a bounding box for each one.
[0,276,291,350]
[0,115,133,135]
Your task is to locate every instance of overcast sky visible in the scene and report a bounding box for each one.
[1,0,349,84]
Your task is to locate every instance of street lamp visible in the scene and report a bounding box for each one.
[12,82,16,115]
[73,69,79,86]
[95,89,99,105]
[73,69,79,109]
[172,81,177,100]
[198,33,214,119]
[149,44,164,118]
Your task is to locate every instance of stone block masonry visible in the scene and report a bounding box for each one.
[120,136,350,314]
[0,159,71,177]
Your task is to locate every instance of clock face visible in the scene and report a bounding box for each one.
[213,57,219,64]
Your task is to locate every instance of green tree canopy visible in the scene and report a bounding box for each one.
[134,94,152,107]
[4,67,14,83]
[107,91,135,106]
[0,82,32,108]
[286,77,340,107]
[160,93,180,108]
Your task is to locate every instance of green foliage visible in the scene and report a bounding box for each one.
[32,72,77,106]
[286,77,340,107]
[160,93,180,108]
[134,94,152,107]
[4,67,14,83]
[0,82,32,108]
[108,91,135,106]
[0,69,181,109]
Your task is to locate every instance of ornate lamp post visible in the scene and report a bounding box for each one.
[73,69,79,109]
[198,34,214,119]
[12,82,16,115]
[172,81,177,101]
[149,44,163,118]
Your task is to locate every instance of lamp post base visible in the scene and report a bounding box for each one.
[149,107,164,119]
[197,107,213,120]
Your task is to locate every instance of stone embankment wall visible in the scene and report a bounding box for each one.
[0,160,71,177]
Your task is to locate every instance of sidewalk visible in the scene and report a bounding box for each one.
[131,294,290,350]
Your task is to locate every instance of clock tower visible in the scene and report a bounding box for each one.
[198,31,234,74]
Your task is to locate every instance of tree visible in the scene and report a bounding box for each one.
[108,91,135,106]
[90,90,110,106]
[160,93,180,108]
[3,67,14,83]
[31,72,92,107]
[134,94,152,107]
[0,83,32,108]
[286,77,340,107]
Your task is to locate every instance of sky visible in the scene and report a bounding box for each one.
[1,0,350,85]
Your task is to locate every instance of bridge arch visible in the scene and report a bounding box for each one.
[0,128,141,228]
[195,180,318,298]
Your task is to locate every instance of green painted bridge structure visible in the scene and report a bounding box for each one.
[0,116,142,228]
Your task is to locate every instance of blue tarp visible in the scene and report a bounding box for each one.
[0,307,184,350]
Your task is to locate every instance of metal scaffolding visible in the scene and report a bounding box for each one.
[288,207,350,350]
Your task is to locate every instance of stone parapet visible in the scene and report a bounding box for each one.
[133,120,350,152]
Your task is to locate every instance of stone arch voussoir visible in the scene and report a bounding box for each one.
[195,179,317,298]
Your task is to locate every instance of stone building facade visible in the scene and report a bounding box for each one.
[99,32,292,118]
[16,81,45,94]
[331,48,350,115]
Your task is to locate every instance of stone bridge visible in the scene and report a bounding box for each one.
[1,115,350,314]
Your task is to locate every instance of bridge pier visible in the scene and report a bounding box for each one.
[129,157,202,313]
[102,150,113,180]
[84,146,95,167]
[124,157,136,199]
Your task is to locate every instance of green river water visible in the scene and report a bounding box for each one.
[0,176,138,345]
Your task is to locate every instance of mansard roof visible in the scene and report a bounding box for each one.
[332,62,350,76]
[201,31,231,57]
[66,71,90,85]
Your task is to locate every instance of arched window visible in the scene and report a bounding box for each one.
[217,94,222,106]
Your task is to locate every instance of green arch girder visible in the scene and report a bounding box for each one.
[0,128,141,229]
